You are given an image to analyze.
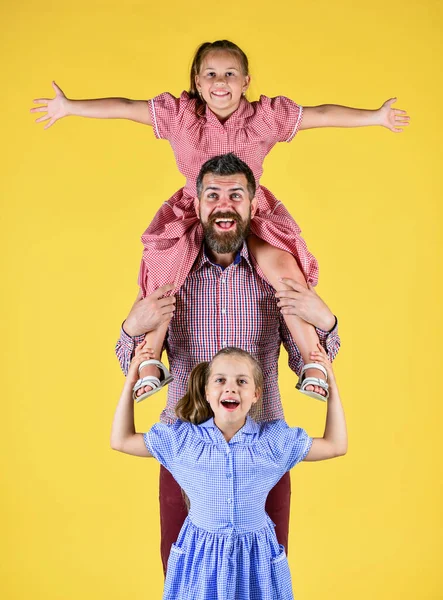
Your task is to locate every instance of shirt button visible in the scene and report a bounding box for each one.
[226,473,232,478]
[220,278,226,284]
[222,341,227,347]
[227,498,232,504]
[221,308,226,315]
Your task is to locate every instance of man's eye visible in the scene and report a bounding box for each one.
[231,194,241,200]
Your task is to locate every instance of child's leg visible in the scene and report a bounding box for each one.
[134,320,170,398]
[247,235,326,397]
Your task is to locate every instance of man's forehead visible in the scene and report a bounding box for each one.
[202,173,248,190]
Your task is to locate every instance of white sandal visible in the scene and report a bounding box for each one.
[132,359,173,403]
[296,363,329,402]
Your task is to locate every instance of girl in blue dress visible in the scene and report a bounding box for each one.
[111,342,347,600]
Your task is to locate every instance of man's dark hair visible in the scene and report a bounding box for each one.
[196,153,256,199]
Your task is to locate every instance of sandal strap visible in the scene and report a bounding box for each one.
[138,359,171,381]
[133,376,161,395]
[299,377,329,393]
[301,362,328,381]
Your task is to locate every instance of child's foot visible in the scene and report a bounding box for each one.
[296,362,329,402]
[135,364,161,398]
[303,367,327,398]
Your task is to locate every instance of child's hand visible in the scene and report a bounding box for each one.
[127,340,156,385]
[30,82,69,129]
[309,343,336,387]
[378,98,410,133]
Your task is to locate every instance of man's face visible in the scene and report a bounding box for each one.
[194,173,257,254]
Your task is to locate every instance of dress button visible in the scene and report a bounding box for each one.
[221,308,226,315]
[220,278,226,284]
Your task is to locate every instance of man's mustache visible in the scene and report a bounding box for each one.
[207,211,241,226]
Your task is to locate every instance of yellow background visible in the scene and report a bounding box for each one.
[1,0,442,598]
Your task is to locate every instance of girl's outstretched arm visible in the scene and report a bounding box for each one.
[110,340,155,457]
[304,344,348,461]
[31,81,152,129]
[300,98,409,133]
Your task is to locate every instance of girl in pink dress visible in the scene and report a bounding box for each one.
[31,40,409,401]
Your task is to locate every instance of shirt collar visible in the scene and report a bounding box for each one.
[193,241,254,272]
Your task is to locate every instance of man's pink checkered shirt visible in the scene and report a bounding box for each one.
[116,244,340,424]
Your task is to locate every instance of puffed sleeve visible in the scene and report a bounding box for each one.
[267,420,313,471]
[259,95,304,143]
[143,421,184,471]
[148,91,191,140]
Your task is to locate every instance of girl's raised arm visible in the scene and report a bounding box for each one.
[304,344,348,462]
[110,340,155,457]
[300,97,409,133]
[31,81,152,130]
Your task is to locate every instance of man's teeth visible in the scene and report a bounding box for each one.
[215,219,234,223]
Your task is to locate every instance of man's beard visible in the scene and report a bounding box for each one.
[202,210,251,255]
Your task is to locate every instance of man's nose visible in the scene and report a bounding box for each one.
[216,194,233,209]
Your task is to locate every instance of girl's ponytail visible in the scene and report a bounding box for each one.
[175,361,213,424]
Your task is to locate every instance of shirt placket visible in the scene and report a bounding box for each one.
[218,266,231,350]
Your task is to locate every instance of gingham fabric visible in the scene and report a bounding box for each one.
[116,243,340,424]
[138,92,319,297]
[144,416,312,600]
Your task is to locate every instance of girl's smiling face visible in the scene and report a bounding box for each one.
[195,50,250,120]
[205,354,260,433]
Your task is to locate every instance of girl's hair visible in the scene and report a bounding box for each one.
[188,40,250,116]
[175,347,263,424]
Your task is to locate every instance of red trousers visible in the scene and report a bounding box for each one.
[159,465,291,576]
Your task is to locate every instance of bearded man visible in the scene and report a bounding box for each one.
[115,153,340,573]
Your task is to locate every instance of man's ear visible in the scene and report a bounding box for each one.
[250,197,258,219]
[194,196,201,218]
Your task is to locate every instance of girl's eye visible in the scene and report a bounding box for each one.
[215,378,224,383]
[226,72,234,77]
[238,379,247,384]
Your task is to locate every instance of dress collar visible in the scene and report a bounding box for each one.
[204,96,254,128]
[199,415,260,437]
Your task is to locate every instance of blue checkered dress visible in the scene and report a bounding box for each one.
[143,416,312,600]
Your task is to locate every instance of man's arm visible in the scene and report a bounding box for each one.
[277,279,340,375]
[115,284,176,375]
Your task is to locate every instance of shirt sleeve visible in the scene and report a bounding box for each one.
[259,95,304,143]
[143,421,181,471]
[114,325,145,375]
[268,421,313,471]
[148,91,190,140]
[280,316,341,376]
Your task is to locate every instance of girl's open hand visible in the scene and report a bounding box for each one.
[378,98,410,133]
[30,81,70,129]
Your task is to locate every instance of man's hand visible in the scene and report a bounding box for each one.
[123,284,176,337]
[275,278,336,332]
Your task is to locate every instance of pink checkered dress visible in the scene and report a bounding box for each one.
[138,92,318,297]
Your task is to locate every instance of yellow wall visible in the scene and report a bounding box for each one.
[1,0,442,598]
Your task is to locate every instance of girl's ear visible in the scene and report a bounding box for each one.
[195,73,201,91]
[243,75,251,93]
[252,387,262,404]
